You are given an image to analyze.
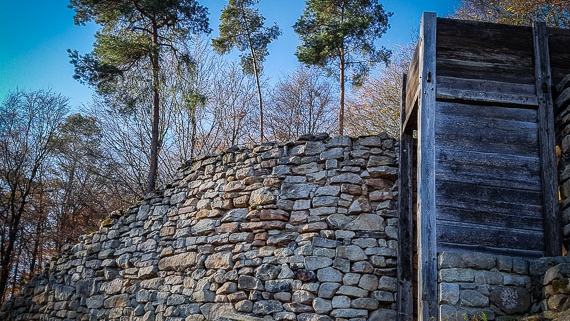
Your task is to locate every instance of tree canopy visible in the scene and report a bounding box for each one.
[68,0,210,194]
[212,0,281,142]
[294,0,391,136]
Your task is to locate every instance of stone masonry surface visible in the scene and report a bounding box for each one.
[0,133,399,321]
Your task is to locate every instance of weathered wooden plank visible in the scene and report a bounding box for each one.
[436,168,540,192]
[438,242,544,258]
[435,113,539,157]
[437,221,544,252]
[397,72,414,321]
[417,12,438,321]
[546,30,570,84]
[437,206,543,231]
[406,41,421,110]
[534,22,561,256]
[437,101,537,123]
[436,149,541,191]
[436,180,543,206]
[437,18,534,66]
[437,58,535,85]
[436,76,538,106]
[437,195,543,219]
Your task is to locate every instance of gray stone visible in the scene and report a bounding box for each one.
[86,295,104,309]
[250,187,276,207]
[158,252,196,272]
[205,251,233,270]
[103,278,124,295]
[238,275,264,291]
[336,285,368,298]
[336,245,367,261]
[217,282,238,295]
[332,295,351,308]
[54,285,75,301]
[343,273,361,286]
[330,308,368,318]
[439,268,475,283]
[193,279,215,302]
[352,261,374,273]
[489,286,531,314]
[317,267,343,282]
[138,265,158,279]
[104,294,129,308]
[345,214,384,231]
[253,300,284,314]
[330,173,362,184]
[305,256,333,270]
[312,196,338,207]
[255,264,281,280]
[326,214,352,228]
[348,197,371,214]
[315,186,340,196]
[358,274,378,291]
[351,298,379,310]
[76,278,96,297]
[281,183,316,199]
[292,290,315,305]
[284,302,313,313]
[221,209,249,223]
[460,289,489,308]
[440,283,460,305]
[378,276,397,291]
[192,218,218,235]
[318,282,341,299]
[369,308,397,321]
[312,237,341,248]
[312,298,332,314]
[265,279,293,293]
[167,294,187,305]
[367,155,394,166]
[320,148,344,160]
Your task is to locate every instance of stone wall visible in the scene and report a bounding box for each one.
[0,133,399,321]
[438,252,533,320]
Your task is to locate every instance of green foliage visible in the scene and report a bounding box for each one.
[68,0,210,92]
[212,0,281,75]
[68,0,210,193]
[293,0,392,84]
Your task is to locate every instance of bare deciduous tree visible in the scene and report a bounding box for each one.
[266,67,336,143]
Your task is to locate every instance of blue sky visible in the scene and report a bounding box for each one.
[0,0,459,109]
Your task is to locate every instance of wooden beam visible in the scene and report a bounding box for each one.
[533,22,562,256]
[417,12,438,321]
[398,73,414,321]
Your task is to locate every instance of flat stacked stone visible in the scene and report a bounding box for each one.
[1,133,399,321]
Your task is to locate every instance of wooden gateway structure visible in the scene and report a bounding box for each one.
[397,13,570,321]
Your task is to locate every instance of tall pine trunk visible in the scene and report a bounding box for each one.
[146,25,161,194]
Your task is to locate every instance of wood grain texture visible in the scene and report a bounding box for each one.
[435,111,539,156]
[436,18,533,66]
[397,73,414,321]
[534,22,561,256]
[437,76,538,106]
[547,28,570,85]
[417,12,438,321]
[437,221,544,252]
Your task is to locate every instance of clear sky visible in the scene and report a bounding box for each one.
[0,0,459,109]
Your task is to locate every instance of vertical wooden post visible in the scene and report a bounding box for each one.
[533,22,562,256]
[398,73,414,321]
[417,12,438,321]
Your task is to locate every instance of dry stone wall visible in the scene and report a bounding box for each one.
[1,133,399,321]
